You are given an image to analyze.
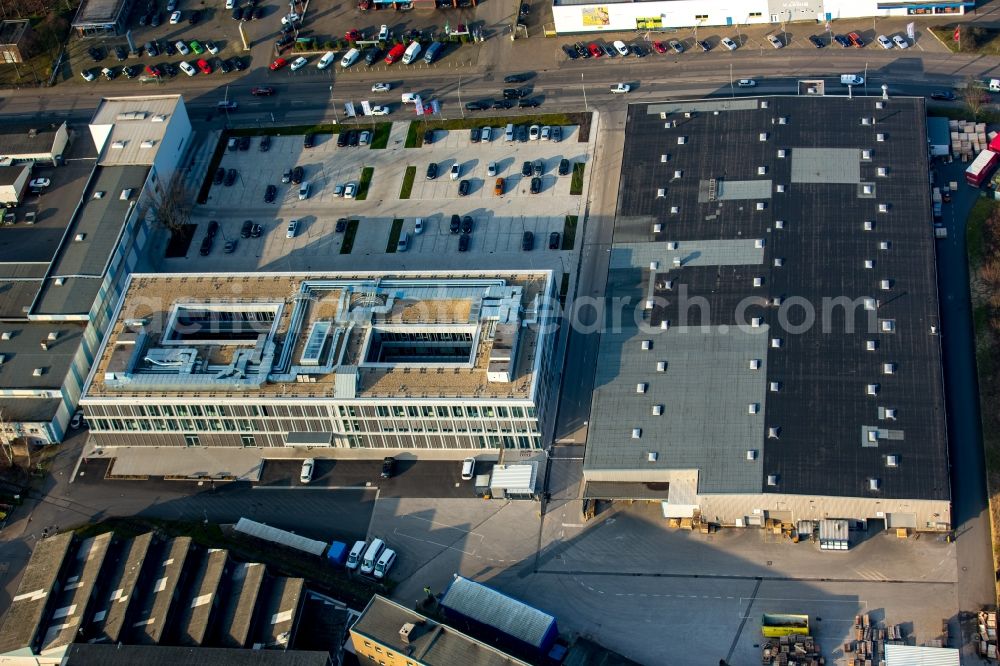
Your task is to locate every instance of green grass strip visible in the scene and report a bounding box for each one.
[570,163,586,196]
[386,218,404,253]
[341,219,359,254]
[370,122,392,149]
[399,166,416,199]
[562,215,578,250]
[356,167,374,201]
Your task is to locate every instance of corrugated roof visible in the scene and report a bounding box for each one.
[64,644,332,666]
[234,518,327,556]
[90,97,183,167]
[440,576,554,649]
[884,644,959,666]
[0,531,74,654]
[489,464,537,492]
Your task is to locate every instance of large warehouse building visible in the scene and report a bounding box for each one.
[583,95,951,532]
[79,271,559,453]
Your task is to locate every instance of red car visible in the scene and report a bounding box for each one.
[652,40,667,54]
[384,43,405,64]
[847,31,864,47]
[269,57,287,70]
[251,86,274,96]
[345,28,361,42]
[197,58,212,74]
[144,64,162,77]
[587,43,602,57]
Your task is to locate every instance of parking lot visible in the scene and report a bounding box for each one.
[164,116,593,272]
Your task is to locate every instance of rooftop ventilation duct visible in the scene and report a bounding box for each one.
[767,474,778,486]
[749,359,761,370]
[886,455,898,467]
[865,259,874,269]
[885,408,897,419]
[657,188,665,198]
[877,167,888,177]
[653,223,662,233]
[751,317,761,328]
[777,149,786,158]
[670,206,679,214]
[864,220,874,231]
[755,238,765,248]
[647,452,658,462]
[774,258,784,267]
[677,136,687,144]
[747,449,758,460]
[660,154,669,162]
[867,383,879,396]
[759,132,769,141]
[866,340,878,351]
[768,427,780,439]
[1,331,11,340]
[883,362,896,374]
[878,203,888,213]
[869,478,880,491]
[753,276,763,287]
[632,428,642,439]
[32,367,43,376]
[771,338,782,348]
[636,383,647,394]
[641,340,652,350]
[879,241,890,250]
[660,320,669,330]
[775,220,785,229]
[652,405,663,416]
[649,261,659,271]
[769,381,781,392]
[657,361,667,372]
[758,166,767,175]
[748,403,759,414]
[862,149,872,160]
[673,170,683,179]
[876,133,886,142]
[667,241,677,250]
[880,279,892,290]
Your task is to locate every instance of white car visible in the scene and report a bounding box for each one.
[179,61,197,76]
[737,78,756,87]
[610,82,631,94]
[877,34,893,49]
[613,40,629,56]
[370,105,390,116]
[225,0,234,7]
[372,82,391,92]
[487,162,497,177]
[286,219,299,238]
[450,164,460,180]
[340,48,359,68]
[414,218,424,234]
[721,37,738,51]
[767,34,783,49]
[529,124,540,140]
[282,12,300,25]
[401,92,419,103]
[290,56,308,71]
[205,41,219,55]
[299,458,315,483]
[378,24,390,41]
[344,182,357,199]
[175,41,190,56]
[169,10,181,23]
[29,178,51,188]
[481,126,492,141]
[892,34,910,49]
[80,69,96,81]
[317,51,336,69]
[540,125,551,141]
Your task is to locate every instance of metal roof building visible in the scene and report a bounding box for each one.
[440,576,558,657]
[583,95,951,532]
[884,644,960,665]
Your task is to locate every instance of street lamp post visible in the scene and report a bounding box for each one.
[864,61,869,96]
[458,76,465,118]
[729,63,735,98]
[581,73,588,111]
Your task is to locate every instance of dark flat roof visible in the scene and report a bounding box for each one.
[0,322,86,390]
[0,123,62,157]
[0,397,62,421]
[588,96,949,502]
[64,644,332,666]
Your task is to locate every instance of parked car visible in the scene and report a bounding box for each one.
[270,57,288,70]
[169,10,181,23]
[470,127,481,143]
[698,40,711,51]
[205,40,219,55]
[494,177,504,196]
[372,81,392,92]
[458,233,470,251]
[668,39,684,54]
[241,220,254,238]
[833,34,850,47]
[384,43,405,64]
[282,169,292,184]
[426,163,439,180]
[563,45,579,59]
[290,56,308,70]
[196,58,212,74]
[587,43,602,58]
[381,456,395,478]
[80,69,97,81]
[370,105,390,116]
[613,40,629,56]
[549,232,561,249]
[461,216,473,233]
[188,9,201,24]
[529,124,540,140]
[518,98,540,109]
[450,215,461,233]
[217,58,231,74]
[286,219,299,238]
[292,166,304,184]
[847,32,864,47]
[344,182,357,198]
[521,161,532,177]
[892,34,909,49]
[737,78,756,88]
[414,218,424,234]
[610,83,631,94]
[224,169,238,186]
[264,184,276,203]
[365,47,381,65]
[530,177,542,194]
[317,51,336,69]
[808,35,826,48]
[213,167,225,184]
[179,61,196,76]
[458,180,470,196]
[652,41,666,54]
[176,41,191,56]
[304,133,315,149]
[721,37,738,50]
[251,86,274,96]
[359,130,371,145]
[767,34,784,49]
[465,100,490,111]
[630,43,646,57]
[558,158,570,176]
[336,218,348,232]
[199,236,213,256]
[522,231,534,251]
[189,40,204,55]
[877,34,893,49]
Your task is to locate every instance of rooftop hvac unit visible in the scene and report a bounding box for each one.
[879,241,890,250]
[876,101,884,109]
[652,404,663,416]
[32,367,43,376]
[111,140,126,149]
[775,220,785,229]
[868,431,879,443]
[863,184,873,194]
[653,223,663,233]
[660,154,669,162]
[776,184,785,193]
[866,340,878,351]
[864,220,874,231]
[672,257,682,267]
[140,140,155,148]
[54,277,64,286]
[759,132,769,141]
[684,111,693,118]
[769,381,781,392]
[663,280,673,290]
[751,317,761,328]
[670,206,679,214]
[883,362,895,374]
[886,454,898,467]
[656,188,665,198]
[881,319,895,332]
[877,167,888,177]
[39,340,47,350]
[876,133,886,142]
[768,427,780,439]
[774,258,784,267]
[885,408,897,419]
[0,355,6,364]
[667,241,677,250]
[864,259,874,269]
[749,359,761,370]
[665,121,674,128]
[767,474,778,487]
[636,383,647,394]
[772,296,783,306]
[862,117,871,125]
[660,320,669,330]
[1,331,10,340]
[47,331,58,341]
[632,428,642,439]
[660,112,667,120]
[778,117,787,124]
[753,276,763,287]
[74,233,85,242]
[151,114,166,122]
[645,299,654,310]
[748,403,759,414]
[758,166,767,175]
[657,361,667,372]
[869,478,880,491]
[647,452,658,462]
[777,149,787,158]
[650,261,659,270]
[771,338,782,348]
[862,149,872,160]
[761,101,769,109]
[677,136,687,144]
[878,203,888,213]
[673,170,683,179]
[747,449,758,460]
[755,238,765,248]
[641,340,652,350]
[880,279,892,290]
[866,383,879,396]
[864,297,876,311]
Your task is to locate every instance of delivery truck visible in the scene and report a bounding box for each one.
[967,149,1000,187]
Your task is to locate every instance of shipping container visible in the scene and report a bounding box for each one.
[966,149,999,187]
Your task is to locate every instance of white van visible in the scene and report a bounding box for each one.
[340,48,360,68]
[346,540,367,570]
[461,457,475,480]
[373,548,396,579]
[401,92,420,104]
[401,41,422,65]
[360,538,385,574]
[397,232,409,252]
[990,78,1000,92]
[840,74,864,86]
[504,123,514,142]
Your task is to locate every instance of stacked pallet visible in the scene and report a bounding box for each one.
[760,634,823,665]
[844,613,905,666]
[977,610,997,659]
[949,120,989,161]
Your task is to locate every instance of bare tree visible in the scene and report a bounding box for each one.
[964,77,987,119]
[151,172,192,233]
[0,409,13,467]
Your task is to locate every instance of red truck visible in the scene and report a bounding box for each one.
[966,149,1000,187]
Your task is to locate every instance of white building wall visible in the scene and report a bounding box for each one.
[150,101,191,185]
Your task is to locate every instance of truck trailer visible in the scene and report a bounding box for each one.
[967,149,1000,187]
